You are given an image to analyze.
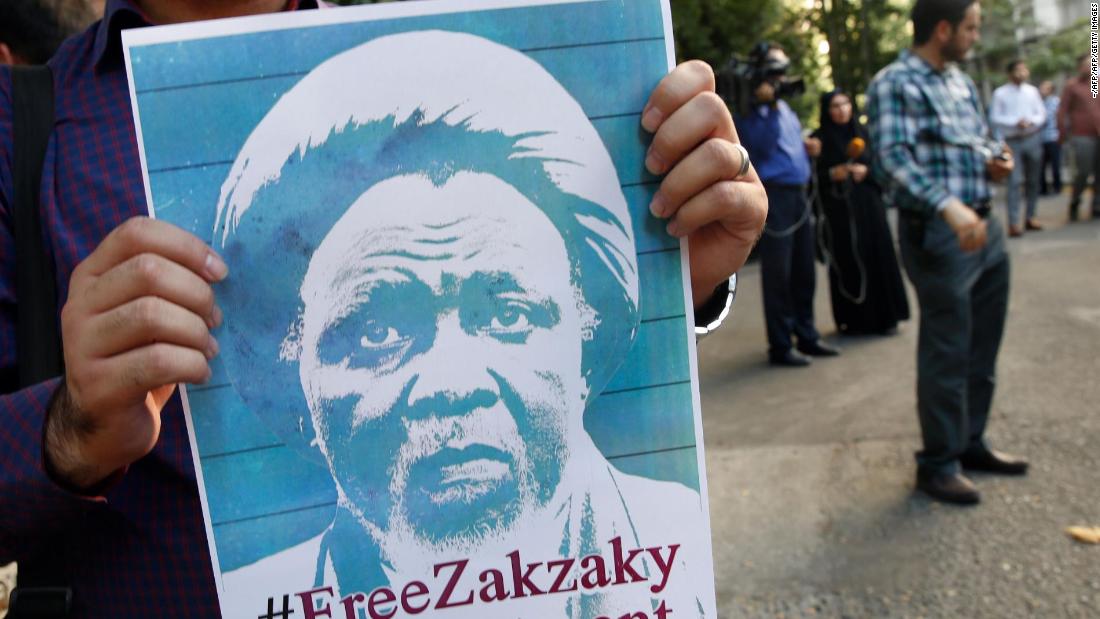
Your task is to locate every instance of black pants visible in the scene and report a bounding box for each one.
[757,184,819,355]
[1040,141,1062,195]
[898,213,1010,473]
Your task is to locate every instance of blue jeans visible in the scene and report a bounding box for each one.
[757,183,819,355]
[1004,132,1042,226]
[898,213,1009,473]
[1040,141,1062,194]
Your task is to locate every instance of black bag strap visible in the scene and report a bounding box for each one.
[7,66,73,619]
[11,65,64,389]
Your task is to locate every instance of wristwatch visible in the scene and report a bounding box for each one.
[694,273,737,338]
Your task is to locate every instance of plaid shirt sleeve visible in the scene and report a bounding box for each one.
[0,67,102,567]
[867,70,953,218]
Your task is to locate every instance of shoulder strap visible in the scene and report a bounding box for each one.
[11,65,64,389]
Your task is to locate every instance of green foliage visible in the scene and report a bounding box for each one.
[1019,18,1090,82]
[811,0,910,100]
[326,0,1082,121]
[670,0,785,69]
[671,0,827,123]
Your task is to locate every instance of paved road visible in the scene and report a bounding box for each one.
[698,196,1100,618]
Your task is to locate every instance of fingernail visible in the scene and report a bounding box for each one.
[204,252,228,282]
[201,366,212,384]
[211,305,223,329]
[641,105,664,132]
[666,219,682,237]
[646,149,666,175]
[206,335,220,360]
[650,192,667,218]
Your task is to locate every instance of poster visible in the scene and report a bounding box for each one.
[122,1,716,617]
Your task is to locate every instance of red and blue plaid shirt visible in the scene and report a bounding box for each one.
[0,1,317,617]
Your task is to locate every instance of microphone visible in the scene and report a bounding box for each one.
[846,136,865,162]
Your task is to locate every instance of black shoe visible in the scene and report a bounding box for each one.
[1069,201,1080,221]
[797,340,840,357]
[768,349,812,367]
[960,448,1029,475]
[916,470,981,505]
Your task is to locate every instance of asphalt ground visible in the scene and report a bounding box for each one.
[699,193,1100,618]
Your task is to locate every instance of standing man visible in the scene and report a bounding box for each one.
[1058,53,1100,221]
[1038,80,1063,197]
[737,42,840,367]
[990,59,1045,236]
[867,0,1028,505]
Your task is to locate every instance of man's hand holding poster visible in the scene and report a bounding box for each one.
[122,1,717,617]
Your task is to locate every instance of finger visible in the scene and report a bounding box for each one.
[956,228,972,251]
[641,60,715,133]
[75,344,210,415]
[651,138,750,219]
[78,217,227,283]
[975,221,989,248]
[665,179,766,239]
[86,297,217,360]
[83,253,220,327]
[647,91,735,176]
[103,343,212,402]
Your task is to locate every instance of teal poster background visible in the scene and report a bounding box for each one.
[127,0,697,574]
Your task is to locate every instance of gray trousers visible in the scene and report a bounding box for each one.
[1004,132,1042,225]
[898,212,1010,473]
[1069,135,1100,210]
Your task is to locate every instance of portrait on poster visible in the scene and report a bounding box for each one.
[123,1,715,617]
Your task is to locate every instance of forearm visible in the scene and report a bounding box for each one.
[988,97,1015,130]
[44,382,124,491]
[1057,98,1072,136]
[0,380,101,564]
[873,147,951,218]
[1028,102,1047,127]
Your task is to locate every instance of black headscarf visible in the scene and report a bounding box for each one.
[814,90,870,170]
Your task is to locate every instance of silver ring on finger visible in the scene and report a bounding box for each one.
[731,142,751,179]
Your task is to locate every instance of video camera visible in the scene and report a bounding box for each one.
[715,41,806,118]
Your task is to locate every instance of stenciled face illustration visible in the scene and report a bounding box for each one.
[295,171,587,559]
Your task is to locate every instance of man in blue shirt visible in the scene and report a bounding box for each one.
[1038,80,1063,196]
[736,43,839,366]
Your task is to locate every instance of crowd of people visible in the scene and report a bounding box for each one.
[739,28,1096,367]
[0,0,1096,616]
[735,0,1097,507]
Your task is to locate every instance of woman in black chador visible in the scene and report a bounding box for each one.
[811,90,909,334]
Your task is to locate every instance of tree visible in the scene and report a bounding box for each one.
[965,0,1089,101]
[811,0,909,101]
[1027,18,1091,82]
[672,0,827,122]
[335,0,831,121]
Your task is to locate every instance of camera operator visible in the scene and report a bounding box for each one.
[735,42,840,366]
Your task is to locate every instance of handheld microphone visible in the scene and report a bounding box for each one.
[846,136,865,162]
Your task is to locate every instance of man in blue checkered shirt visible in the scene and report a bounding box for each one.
[866,0,1028,505]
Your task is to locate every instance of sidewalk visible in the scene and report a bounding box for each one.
[698,193,1100,617]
